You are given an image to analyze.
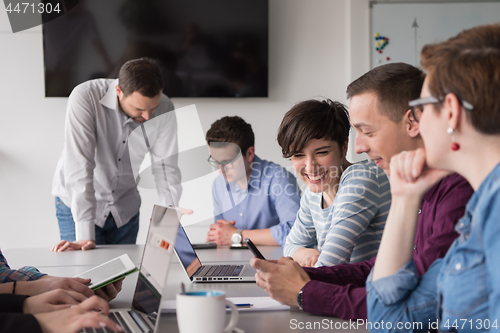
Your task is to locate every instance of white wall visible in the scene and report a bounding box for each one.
[0,0,371,250]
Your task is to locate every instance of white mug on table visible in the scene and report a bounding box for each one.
[176,290,239,333]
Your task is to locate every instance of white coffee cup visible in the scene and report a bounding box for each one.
[176,290,239,333]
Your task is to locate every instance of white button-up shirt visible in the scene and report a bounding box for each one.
[52,79,180,241]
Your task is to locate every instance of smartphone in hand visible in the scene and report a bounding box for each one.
[244,238,266,260]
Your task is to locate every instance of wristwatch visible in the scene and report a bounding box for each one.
[296,287,305,311]
[231,229,243,245]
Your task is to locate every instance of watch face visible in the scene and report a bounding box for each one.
[231,233,242,244]
[297,290,304,311]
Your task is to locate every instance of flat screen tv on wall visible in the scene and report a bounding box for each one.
[42,0,268,98]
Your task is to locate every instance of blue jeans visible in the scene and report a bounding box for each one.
[55,197,139,245]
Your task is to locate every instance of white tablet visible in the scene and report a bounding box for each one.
[76,254,138,290]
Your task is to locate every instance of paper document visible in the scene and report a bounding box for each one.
[161,297,290,313]
[226,297,290,312]
[161,296,289,313]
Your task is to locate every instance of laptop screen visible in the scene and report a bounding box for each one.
[131,206,180,317]
[173,225,202,278]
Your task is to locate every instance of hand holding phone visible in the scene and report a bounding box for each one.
[244,238,266,260]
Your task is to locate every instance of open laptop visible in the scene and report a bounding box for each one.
[174,224,256,282]
[80,205,180,333]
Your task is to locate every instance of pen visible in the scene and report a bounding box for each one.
[235,303,253,308]
[227,303,253,308]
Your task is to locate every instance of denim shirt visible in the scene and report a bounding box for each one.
[366,162,500,333]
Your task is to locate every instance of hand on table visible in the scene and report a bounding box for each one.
[250,256,311,307]
[206,219,237,245]
[17,276,94,297]
[172,207,194,217]
[291,248,321,267]
[52,240,96,252]
[23,289,88,314]
[34,296,123,333]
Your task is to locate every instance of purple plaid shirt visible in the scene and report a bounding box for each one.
[300,173,474,320]
[0,249,45,282]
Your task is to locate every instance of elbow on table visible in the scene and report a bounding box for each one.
[366,292,429,333]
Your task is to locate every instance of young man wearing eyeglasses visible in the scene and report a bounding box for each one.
[205,116,301,246]
[250,62,474,320]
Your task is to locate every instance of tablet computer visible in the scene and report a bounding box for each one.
[76,254,139,290]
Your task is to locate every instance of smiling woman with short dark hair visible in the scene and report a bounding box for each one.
[277,98,391,268]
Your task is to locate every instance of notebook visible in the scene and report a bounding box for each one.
[80,205,180,333]
[174,224,256,282]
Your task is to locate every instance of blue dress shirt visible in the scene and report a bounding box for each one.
[212,155,301,245]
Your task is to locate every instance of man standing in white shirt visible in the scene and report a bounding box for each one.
[52,58,181,251]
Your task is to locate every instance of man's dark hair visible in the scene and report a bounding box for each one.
[277,99,350,158]
[346,63,425,123]
[206,116,255,155]
[118,57,163,97]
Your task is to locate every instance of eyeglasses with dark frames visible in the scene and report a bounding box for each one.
[408,95,474,122]
[207,150,242,170]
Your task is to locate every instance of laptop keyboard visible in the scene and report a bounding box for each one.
[79,311,135,333]
[196,264,243,277]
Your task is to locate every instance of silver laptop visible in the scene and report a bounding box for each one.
[174,224,256,282]
[80,205,180,333]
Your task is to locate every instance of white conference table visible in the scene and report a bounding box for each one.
[4,245,368,333]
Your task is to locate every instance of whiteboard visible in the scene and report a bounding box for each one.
[371,1,500,68]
